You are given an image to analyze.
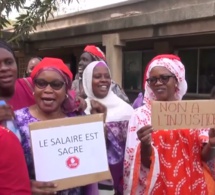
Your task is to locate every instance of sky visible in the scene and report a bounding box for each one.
[10,0,128,19]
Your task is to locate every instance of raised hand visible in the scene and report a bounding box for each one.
[0,105,14,122]
[137,125,153,146]
[137,125,153,168]
[90,100,107,122]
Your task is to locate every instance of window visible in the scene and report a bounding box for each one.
[178,49,198,93]
[177,48,215,94]
[199,49,215,93]
[123,51,156,91]
[123,52,142,90]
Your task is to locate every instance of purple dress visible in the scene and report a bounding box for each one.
[132,92,144,109]
[105,120,129,195]
[14,107,98,195]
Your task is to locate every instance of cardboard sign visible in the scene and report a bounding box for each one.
[29,114,111,191]
[151,100,215,130]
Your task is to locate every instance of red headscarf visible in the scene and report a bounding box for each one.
[84,45,106,61]
[31,57,73,80]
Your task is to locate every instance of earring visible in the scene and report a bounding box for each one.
[66,94,69,98]
[33,92,35,95]
[175,84,178,92]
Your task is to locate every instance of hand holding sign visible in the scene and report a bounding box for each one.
[137,125,153,146]
[0,104,14,121]
[90,100,107,122]
[31,180,57,195]
[137,125,153,168]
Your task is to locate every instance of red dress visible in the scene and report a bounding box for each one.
[0,127,31,194]
[8,77,35,111]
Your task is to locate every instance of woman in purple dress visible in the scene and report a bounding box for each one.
[14,57,103,195]
[82,61,134,195]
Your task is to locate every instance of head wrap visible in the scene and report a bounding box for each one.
[84,45,106,61]
[82,61,133,122]
[31,57,73,80]
[144,54,187,101]
[0,39,16,60]
[31,57,75,113]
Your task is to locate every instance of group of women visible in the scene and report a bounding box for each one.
[0,39,215,195]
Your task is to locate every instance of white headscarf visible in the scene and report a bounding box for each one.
[144,55,187,102]
[82,61,133,122]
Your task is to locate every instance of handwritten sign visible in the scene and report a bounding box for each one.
[151,100,215,130]
[29,114,111,191]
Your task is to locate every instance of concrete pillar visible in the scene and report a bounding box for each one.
[102,33,125,87]
[153,41,173,54]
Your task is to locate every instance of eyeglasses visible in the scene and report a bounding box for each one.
[146,75,176,85]
[34,79,65,90]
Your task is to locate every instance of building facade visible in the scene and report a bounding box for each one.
[15,0,215,101]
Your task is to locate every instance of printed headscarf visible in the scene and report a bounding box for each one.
[84,45,106,61]
[31,57,75,113]
[144,54,187,102]
[82,61,133,122]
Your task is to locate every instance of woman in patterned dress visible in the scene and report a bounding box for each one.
[14,57,102,195]
[82,61,133,195]
[124,54,215,195]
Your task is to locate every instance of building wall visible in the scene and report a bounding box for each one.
[16,0,215,101]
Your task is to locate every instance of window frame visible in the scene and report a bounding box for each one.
[123,50,155,92]
[175,46,215,98]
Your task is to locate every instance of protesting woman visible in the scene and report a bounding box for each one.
[0,39,31,194]
[124,54,215,194]
[82,61,133,194]
[15,57,104,195]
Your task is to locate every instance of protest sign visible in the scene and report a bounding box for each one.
[151,100,215,130]
[29,113,111,191]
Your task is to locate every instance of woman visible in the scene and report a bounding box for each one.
[124,54,215,194]
[0,39,31,194]
[0,40,81,114]
[0,39,36,111]
[14,57,102,195]
[82,61,133,195]
[72,45,130,103]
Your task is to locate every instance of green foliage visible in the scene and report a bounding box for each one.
[0,0,78,43]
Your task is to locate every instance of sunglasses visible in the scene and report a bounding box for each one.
[146,75,176,86]
[34,79,65,90]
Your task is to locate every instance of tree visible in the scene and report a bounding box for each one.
[0,0,77,43]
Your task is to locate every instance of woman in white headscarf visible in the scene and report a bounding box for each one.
[82,61,133,195]
[124,54,215,195]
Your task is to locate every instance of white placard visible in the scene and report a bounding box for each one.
[31,121,109,181]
